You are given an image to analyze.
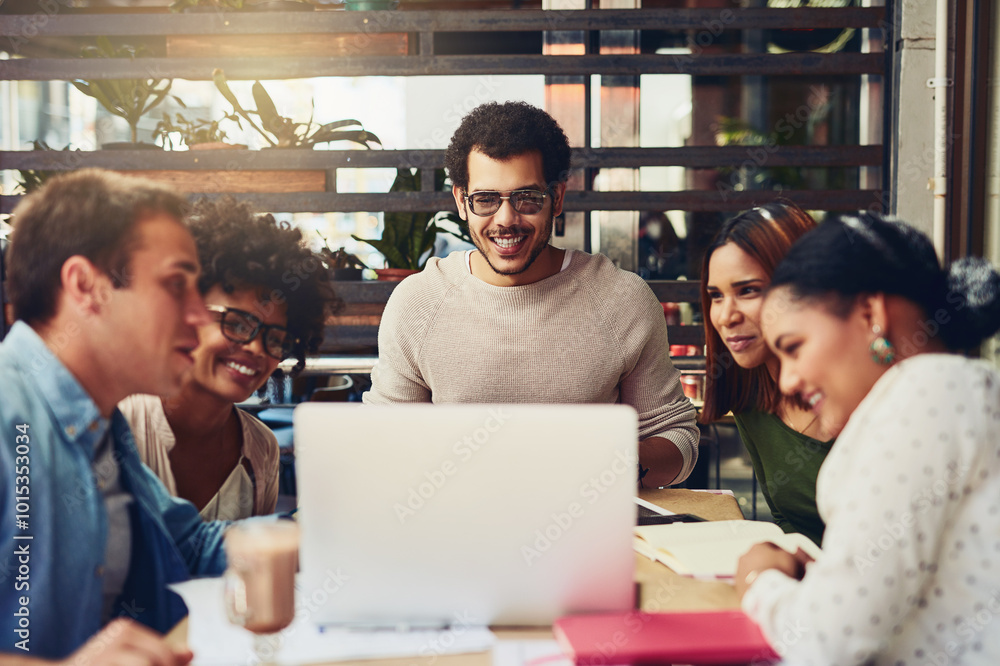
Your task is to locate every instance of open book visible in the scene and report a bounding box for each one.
[634,520,821,578]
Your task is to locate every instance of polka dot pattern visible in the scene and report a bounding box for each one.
[741,355,1000,665]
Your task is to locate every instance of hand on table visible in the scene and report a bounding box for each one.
[734,541,814,601]
[59,618,193,666]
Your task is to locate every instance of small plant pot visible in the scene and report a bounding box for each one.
[374,268,419,282]
[332,267,364,281]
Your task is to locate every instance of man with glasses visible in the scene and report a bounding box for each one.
[121,196,336,522]
[365,101,698,488]
[0,169,225,664]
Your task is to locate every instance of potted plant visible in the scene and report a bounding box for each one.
[72,37,173,148]
[713,116,806,193]
[153,105,244,150]
[351,168,449,280]
[15,141,80,193]
[321,246,368,281]
[213,70,381,150]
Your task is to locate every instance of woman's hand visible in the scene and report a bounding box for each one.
[734,541,814,600]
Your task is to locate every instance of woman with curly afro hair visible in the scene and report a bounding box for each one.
[120,197,338,520]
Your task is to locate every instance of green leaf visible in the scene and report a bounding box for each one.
[351,235,409,270]
[138,80,173,118]
[306,128,378,148]
[96,35,116,56]
[213,70,272,145]
[317,119,362,131]
[251,81,282,137]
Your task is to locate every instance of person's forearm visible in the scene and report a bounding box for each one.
[638,436,685,488]
[0,655,55,665]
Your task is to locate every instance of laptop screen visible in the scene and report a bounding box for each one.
[294,403,638,628]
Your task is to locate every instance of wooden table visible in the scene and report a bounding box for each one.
[635,488,744,613]
[169,489,745,665]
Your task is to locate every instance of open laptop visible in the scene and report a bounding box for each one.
[294,403,638,628]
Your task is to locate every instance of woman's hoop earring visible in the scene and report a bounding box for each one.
[870,324,896,365]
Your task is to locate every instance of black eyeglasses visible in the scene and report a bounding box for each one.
[463,189,548,216]
[206,305,295,360]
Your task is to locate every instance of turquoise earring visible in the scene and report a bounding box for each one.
[870,324,896,365]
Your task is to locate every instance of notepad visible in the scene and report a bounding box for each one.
[634,519,821,578]
[554,610,780,665]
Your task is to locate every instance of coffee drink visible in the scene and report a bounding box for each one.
[224,521,299,634]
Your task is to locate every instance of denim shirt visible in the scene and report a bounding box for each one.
[0,322,228,659]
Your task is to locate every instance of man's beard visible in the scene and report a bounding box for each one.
[472,212,554,277]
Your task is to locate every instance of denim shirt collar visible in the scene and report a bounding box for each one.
[7,321,109,459]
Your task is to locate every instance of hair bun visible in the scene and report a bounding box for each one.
[942,257,1000,350]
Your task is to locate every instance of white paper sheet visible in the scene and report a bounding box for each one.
[170,577,496,665]
[492,640,573,666]
[634,497,676,516]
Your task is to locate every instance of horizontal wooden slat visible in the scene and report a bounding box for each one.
[332,280,401,304]
[0,145,884,171]
[125,169,326,192]
[565,190,884,212]
[319,325,380,352]
[0,52,883,81]
[647,280,702,303]
[277,354,379,376]
[165,33,408,58]
[575,146,883,169]
[0,190,884,214]
[0,8,886,38]
[329,313,383,327]
[666,325,705,346]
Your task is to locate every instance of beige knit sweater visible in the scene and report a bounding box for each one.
[363,249,700,482]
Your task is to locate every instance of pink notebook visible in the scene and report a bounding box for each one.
[553,609,780,665]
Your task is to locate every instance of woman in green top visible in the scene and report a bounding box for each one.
[700,203,832,545]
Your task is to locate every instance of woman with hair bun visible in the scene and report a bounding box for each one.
[121,197,338,520]
[736,212,1000,665]
[701,202,832,546]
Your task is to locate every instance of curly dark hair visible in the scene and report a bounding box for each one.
[187,197,339,374]
[444,101,572,192]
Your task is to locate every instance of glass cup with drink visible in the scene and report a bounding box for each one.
[224,521,300,664]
